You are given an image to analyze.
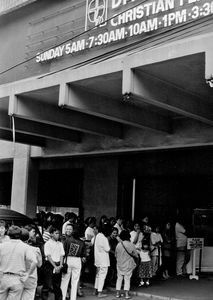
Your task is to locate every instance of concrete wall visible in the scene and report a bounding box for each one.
[118,147,213,225]
[82,157,118,220]
[38,156,118,220]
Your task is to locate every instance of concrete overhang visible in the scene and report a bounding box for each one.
[0,33,213,147]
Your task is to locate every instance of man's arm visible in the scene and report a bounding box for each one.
[46,255,57,269]
[58,242,65,272]
[36,247,42,268]
[59,255,64,269]
[103,236,110,252]
[44,241,60,272]
[27,260,37,276]
[20,247,37,283]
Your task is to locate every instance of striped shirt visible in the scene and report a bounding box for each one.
[43,230,51,242]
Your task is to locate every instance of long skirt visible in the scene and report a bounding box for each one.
[138,261,152,279]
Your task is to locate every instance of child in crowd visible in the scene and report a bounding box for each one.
[138,242,152,287]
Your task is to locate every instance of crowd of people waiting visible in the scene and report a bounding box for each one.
[0,211,189,300]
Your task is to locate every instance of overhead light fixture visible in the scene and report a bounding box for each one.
[122,92,132,102]
[206,76,213,88]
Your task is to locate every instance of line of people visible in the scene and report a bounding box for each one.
[0,212,189,299]
[39,213,188,299]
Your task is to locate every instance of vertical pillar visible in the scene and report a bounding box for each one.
[131,178,136,221]
[11,144,38,218]
[205,43,213,81]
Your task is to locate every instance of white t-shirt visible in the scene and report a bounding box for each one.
[94,233,110,267]
[44,239,65,262]
[140,249,151,262]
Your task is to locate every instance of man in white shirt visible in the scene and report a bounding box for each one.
[41,227,65,300]
[0,225,37,300]
[20,228,43,300]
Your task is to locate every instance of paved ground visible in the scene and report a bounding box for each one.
[35,274,213,300]
[131,274,213,300]
[35,288,150,300]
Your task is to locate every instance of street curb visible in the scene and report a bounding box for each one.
[106,285,184,300]
[131,290,183,300]
[83,283,185,300]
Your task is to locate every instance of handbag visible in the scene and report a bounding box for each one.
[121,242,140,265]
[61,261,68,274]
[62,245,68,274]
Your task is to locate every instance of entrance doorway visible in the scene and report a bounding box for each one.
[118,147,213,226]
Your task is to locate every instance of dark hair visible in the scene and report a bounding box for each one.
[72,225,80,239]
[99,215,107,222]
[125,220,134,231]
[25,224,36,232]
[8,225,22,239]
[88,217,96,226]
[99,223,110,237]
[119,230,130,241]
[49,226,60,234]
[142,241,150,250]
[65,212,77,221]
[20,228,29,242]
[111,227,118,234]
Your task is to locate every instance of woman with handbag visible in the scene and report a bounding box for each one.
[115,230,139,299]
[60,224,86,300]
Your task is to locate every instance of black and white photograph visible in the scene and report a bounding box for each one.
[0,0,213,299]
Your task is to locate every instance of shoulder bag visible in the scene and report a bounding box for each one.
[121,241,140,265]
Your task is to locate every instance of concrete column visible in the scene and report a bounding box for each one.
[11,144,38,218]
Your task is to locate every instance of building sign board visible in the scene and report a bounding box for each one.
[35,0,213,63]
[0,0,36,15]
[187,237,204,250]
